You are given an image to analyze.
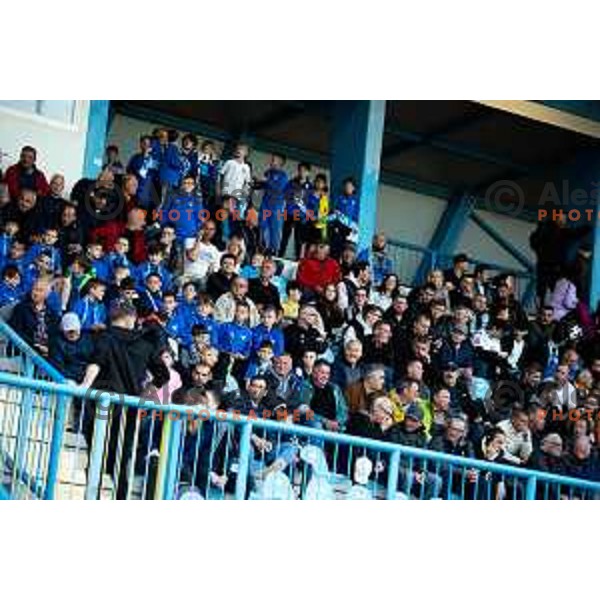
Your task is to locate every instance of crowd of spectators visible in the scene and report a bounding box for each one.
[1,131,600,498]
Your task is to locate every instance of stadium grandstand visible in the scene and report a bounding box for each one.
[2,99,600,500]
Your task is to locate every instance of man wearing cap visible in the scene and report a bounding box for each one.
[49,313,93,382]
[394,403,443,499]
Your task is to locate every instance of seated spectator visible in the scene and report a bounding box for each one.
[370,273,399,312]
[248,258,281,311]
[358,232,393,288]
[0,265,23,307]
[214,276,260,326]
[184,219,221,285]
[281,280,302,321]
[346,364,386,415]
[296,242,341,296]
[9,278,59,356]
[265,353,304,411]
[73,278,107,332]
[206,253,237,301]
[49,312,94,383]
[528,433,565,476]
[284,304,327,364]
[3,145,50,201]
[419,387,452,440]
[563,436,600,482]
[300,359,348,432]
[252,305,284,357]
[497,408,533,465]
[331,339,364,390]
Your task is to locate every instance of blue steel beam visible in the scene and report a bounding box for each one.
[330,100,386,252]
[384,124,531,174]
[382,112,492,160]
[83,100,110,179]
[470,211,534,271]
[415,193,476,282]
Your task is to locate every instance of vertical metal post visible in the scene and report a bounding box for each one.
[12,357,34,495]
[235,422,253,500]
[162,414,183,500]
[525,475,537,500]
[44,391,69,500]
[84,394,111,500]
[331,100,386,254]
[386,450,401,499]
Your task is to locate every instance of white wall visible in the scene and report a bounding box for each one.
[0,101,90,192]
[108,112,535,270]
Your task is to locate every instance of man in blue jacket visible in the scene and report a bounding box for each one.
[258,154,289,255]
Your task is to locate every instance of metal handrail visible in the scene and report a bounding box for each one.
[0,372,599,494]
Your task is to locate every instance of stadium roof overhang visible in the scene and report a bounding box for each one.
[111,99,600,222]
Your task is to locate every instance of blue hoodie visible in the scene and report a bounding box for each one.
[0,280,23,307]
[252,324,285,356]
[334,193,360,224]
[73,296,107,331]
[161,192,204,241]
[217,321,253,357]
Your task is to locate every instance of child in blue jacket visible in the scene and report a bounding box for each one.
[135,242,174,292]
[252,305,285,357]
[73,278,107,332]
[217,301,253,379]
[160,175,204,245]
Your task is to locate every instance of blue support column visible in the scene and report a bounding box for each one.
[591,221,600,312]
[331,100,386,253]
[83,100,110,179]
[415,193,476,282]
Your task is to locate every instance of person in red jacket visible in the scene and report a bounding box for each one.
[296,242,341,296]
[3,146,50,200]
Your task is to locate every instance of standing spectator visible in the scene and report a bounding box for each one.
[359,232,393,287]
[258,153,288,255]
[103,145,125,178]
[280,162,312,258]
[218,143,252,217]
[3,145,50,201]
[127,135,159,209]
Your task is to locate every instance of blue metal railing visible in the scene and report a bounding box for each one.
[1,369,600,499]
[2,315,599,500]
[387,238,537,310]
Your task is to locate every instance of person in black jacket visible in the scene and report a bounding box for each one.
[284,304,327,364]
[395,404,442,499]
[49,312,94,382]
[9,278,59,356]
[248,258,281,312]
[205,253,237,301]
[57,203,85,267]
[430,416,477,499]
